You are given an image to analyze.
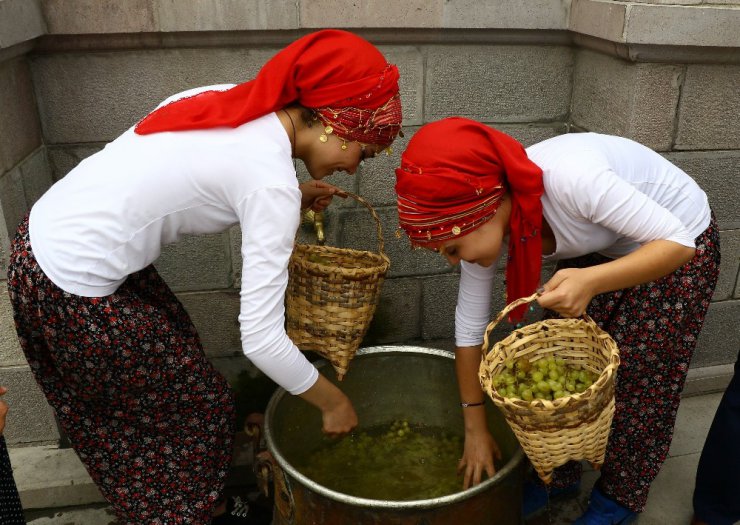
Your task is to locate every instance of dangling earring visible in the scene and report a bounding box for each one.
[341,140,348,150]
[319,125,333,143]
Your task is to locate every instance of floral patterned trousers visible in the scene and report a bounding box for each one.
[7,216,236,524]
[543,217,720,513]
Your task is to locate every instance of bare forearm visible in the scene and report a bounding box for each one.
[455,346,489,433]
[583,240,695,296]
[298,374,346,411]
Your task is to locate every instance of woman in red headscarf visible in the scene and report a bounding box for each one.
[395,118,719,525]
[7,30,402,524]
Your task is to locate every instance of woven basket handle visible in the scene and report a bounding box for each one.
[480,292,541,359]
[344,191,387,258]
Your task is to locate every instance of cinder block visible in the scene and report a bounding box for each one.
[336,205,452,278]
[0,57,42,174]
[358,127,412,206]
[0,0,45,49]
[155,0,298,31]
[683,363,734,398]
[42,0,156,34]
[714,230,740,302]
[692,300,740,368]
[627,0,701,4]
[46,144,103,181]
[499,123,566,148]
[572,50,682,151]
[675,64,740,151]
[10,445,105,510]
[31,47,277,143]
[444,0,568,29]
[1,366,60,445]
[154,233,233,292]
[663,151,740,230]
[0,292,24,366]
[382,46,424,127]
[569,0,627,42]
[625,4,740,47]
[209,355,259,387]
[425,45,572,123]
[19,147,53,209]
[177,290,242,358]
[0,213,9,276]
[300,0,443,28]
[228,225,242,289]
[421,274,460,340]
[0,166,27,236]
[364,277,422,344]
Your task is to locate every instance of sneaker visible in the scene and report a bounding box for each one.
[211,495,273,525]
[522,478,581,519]
[573,486,637,525]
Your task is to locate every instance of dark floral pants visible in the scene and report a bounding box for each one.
[7,216,236,525]
[542,217,720,513]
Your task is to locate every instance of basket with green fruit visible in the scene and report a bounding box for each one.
[478,292,620,484]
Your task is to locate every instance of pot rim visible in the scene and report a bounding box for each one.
[264,345,525,510]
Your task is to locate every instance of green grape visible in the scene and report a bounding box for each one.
[536,381,551,393]
[521,389,534,401]
[531,371,544,382]
[548,369,560,381]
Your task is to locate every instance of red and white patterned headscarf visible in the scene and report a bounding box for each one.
[395,118,544,321]
[135,30,402,147]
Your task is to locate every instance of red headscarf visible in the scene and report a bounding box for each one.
[135,29,402,146]
[395,118,544,322]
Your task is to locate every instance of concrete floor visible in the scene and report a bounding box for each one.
[20,391,729,525]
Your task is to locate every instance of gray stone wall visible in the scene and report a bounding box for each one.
[1,0,738,450]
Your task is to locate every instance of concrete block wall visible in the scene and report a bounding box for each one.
[0,0,739,455]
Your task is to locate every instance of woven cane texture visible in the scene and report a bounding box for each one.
[479,293,620,483]
[286,193,390,380]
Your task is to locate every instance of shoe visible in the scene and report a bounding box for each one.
[211,495,273,525]
[573,486,637,525]
[522,478,581,519]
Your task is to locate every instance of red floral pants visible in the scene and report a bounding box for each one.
[7,216,236,524]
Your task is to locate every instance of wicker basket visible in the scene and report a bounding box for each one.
[478,293,620,483]
[285,192,390,380]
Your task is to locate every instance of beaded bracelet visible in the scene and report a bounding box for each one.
[460,401,486,408]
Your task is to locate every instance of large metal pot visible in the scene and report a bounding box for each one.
[264,346,525,525]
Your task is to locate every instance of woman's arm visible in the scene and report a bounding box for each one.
[539,239,695,317]
[455,346,501,488]
[298,374,358,436]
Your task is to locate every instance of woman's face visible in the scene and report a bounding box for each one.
[434,196,511,268]
[301,127,383,179]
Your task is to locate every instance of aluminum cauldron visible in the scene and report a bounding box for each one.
[263,346,525,525]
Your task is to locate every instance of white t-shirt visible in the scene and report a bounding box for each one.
[29,85,319,395]
[455,132,711,347]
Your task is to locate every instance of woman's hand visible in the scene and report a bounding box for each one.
[299,180,348,212]
[458,429,501,489]
[0,386,8,435]
[299,374,358,437]
[537,267,597,317]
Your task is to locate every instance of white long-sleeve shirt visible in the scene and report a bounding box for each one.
[455,132,711,347]
[29,85,319,395]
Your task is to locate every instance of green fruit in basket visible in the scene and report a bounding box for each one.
[490,355,601,402]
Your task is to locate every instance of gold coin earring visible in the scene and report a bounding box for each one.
[319,125,333,143]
